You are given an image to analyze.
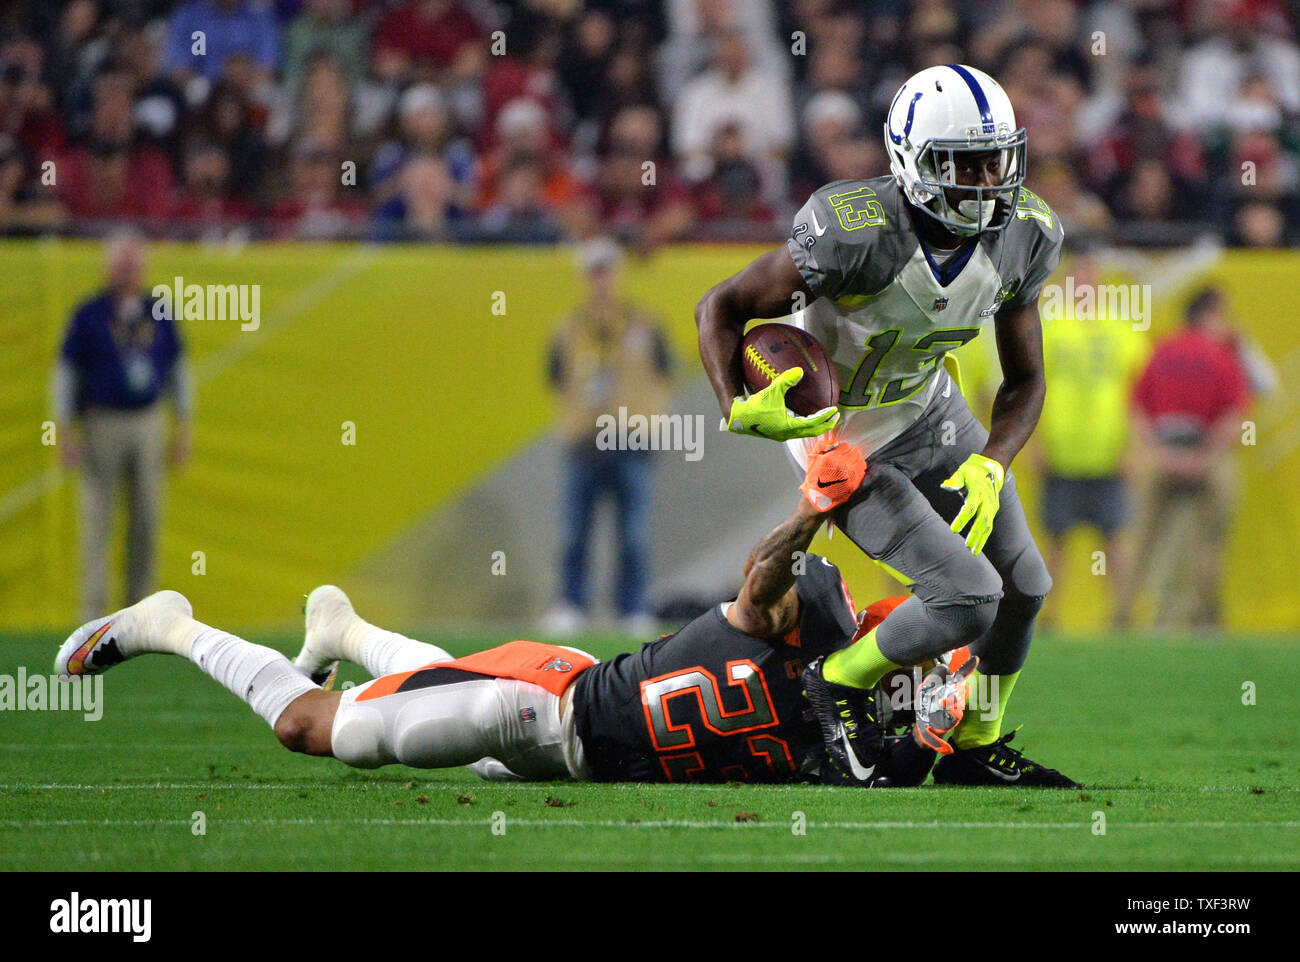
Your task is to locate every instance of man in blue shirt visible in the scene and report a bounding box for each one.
[54,230,193,620]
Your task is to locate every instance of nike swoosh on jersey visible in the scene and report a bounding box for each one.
[839,725,875,781]
[811,209,828,236]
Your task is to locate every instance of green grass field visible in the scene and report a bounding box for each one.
[1,630,1295,871]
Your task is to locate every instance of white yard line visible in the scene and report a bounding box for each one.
[5,849,1294,868]
[1,817,1296,830]
[0,782,313,790]
[1,779,1294,793]
[0,745,281,751]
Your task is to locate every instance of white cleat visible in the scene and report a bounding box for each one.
[55,590,193,677]
[297,585,357,689]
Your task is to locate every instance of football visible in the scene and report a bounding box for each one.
[741,323,840,416]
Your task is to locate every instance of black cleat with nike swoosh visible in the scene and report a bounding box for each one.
[932,731,1079,788]
[802,656,887,787]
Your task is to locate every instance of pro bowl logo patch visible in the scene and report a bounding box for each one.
[980,277,1021,317]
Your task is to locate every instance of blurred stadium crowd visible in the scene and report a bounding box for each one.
[1,0,1298,247]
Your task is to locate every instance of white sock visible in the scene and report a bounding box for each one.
[343,619,451,677]
[156,615,206,657]
[189,626,319,728]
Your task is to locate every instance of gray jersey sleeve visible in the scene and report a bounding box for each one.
[1002,187,1065,309]
[786,178,906,301]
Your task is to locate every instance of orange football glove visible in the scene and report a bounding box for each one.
[799,441,867,513]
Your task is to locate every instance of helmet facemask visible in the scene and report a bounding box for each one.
[912,131,1027,236]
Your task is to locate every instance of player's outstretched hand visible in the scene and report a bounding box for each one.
[913,650,980,754]
[727,367,841,441]
[941,453,1005,554]
[799,440,866,513]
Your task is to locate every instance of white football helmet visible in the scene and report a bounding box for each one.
[884,64,1026,236]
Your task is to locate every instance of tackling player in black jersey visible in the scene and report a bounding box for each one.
[573,441,936,786]
[55,442,961,787]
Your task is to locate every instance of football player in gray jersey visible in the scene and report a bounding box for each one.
[697,64,1077,787]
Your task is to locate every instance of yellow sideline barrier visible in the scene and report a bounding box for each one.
[0,240,1296,632]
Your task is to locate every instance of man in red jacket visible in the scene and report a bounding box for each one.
[1115,288,1252,629]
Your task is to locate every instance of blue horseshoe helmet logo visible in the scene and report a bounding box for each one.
[887,90,923,146]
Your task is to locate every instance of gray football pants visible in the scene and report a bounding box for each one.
[834,380,1052,675]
